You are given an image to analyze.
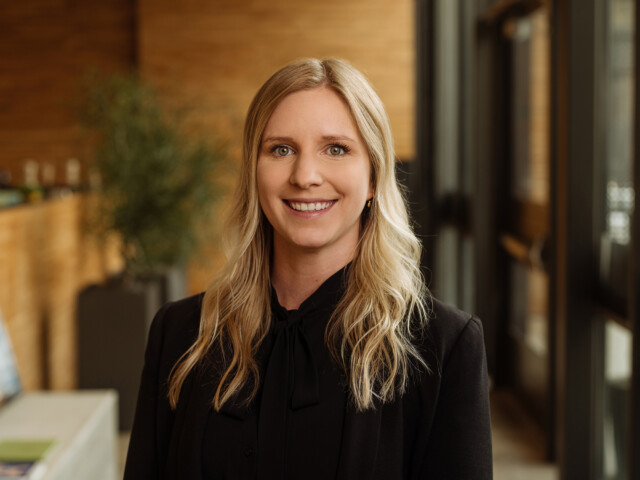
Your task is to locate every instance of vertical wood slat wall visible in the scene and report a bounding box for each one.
[0,195,123,390]
[138,0,416,162]
[0,0,136,185]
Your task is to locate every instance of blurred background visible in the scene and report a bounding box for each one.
[0,0,639,479]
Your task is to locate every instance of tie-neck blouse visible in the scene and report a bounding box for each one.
[202,267,349,479]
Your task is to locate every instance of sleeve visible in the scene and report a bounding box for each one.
[123,302,171,480]
[421,316,493,479]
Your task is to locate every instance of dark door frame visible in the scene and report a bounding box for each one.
[412,0,436,286]
[553,0,600,476]
[631,0,640,477]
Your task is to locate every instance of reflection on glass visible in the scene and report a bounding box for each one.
[602,320,632,480]
[599,0,635,301]
[509,259,549,426]
[435,227,459,307]
[605,181,634,245]
[510,9,550,204]
[509,261,548,356]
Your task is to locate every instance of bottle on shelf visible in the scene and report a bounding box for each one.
[65,158,82,192]
[0,170,12,190]
[20,159,44,204]
[42,161,75,199]
[41,162,57,199]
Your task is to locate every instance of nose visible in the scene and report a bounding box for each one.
[289,151,323,189]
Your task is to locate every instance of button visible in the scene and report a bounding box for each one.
[244,447,254,457]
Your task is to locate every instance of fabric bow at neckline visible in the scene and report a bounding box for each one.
[268,302,321,409]
[256,268,348,479]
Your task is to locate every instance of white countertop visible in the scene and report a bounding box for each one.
[0,391,118,480]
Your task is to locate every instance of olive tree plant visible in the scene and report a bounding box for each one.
[80,73,224,277]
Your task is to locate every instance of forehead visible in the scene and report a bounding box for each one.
[263,87,359,136]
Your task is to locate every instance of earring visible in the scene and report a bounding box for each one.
[367,199,372,208]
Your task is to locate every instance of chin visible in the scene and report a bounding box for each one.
[289,237,331,251]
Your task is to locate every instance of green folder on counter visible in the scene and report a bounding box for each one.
[0,439,55,462]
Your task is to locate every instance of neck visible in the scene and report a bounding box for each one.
[271,243,355,310]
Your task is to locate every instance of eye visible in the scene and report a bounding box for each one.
[327,144,349,156]
[271,145,294,157]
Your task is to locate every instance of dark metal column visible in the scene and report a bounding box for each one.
[630,1,640,477]
[412,0,436,285]
[554,0,600,477]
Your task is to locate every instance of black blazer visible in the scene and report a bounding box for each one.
[124,293,493,479]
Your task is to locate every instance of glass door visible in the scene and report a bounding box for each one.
[554,0,638,476]
[596,0,635,478]
[499,7,553,435]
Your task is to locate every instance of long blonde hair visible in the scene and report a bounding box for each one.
[168,58,429,411]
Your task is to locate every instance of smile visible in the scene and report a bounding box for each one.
[286,200,335,212]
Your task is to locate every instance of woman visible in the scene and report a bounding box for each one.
[124,58,492,479]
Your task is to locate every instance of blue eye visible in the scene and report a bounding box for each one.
[272,145,293,157]
[327,145,348,156]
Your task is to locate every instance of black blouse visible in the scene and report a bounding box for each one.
[202,268,347,478]
[124,267,493,479]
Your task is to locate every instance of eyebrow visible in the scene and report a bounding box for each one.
[261,135,357,144]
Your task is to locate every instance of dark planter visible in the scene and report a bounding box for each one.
[77,277,161,431]
[137,265,187,304]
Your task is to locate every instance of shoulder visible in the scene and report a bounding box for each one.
[153,292,204,337]
[419,297,485,372]
[146,292,204,371]
[409,298,492,477]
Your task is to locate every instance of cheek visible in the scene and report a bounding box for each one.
[340,161,372,199]
[256,162,272,199]
[255,165,268,215]
[256,162,283,218]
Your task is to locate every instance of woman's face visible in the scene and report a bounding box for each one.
[257,86,373,260]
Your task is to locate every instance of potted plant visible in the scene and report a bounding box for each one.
[76,73,224,429]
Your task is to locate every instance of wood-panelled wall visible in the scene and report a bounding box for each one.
[0,196,123,390]
[138,0,416,161]
[0,0,136,184]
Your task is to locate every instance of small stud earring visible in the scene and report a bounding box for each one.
[366,199,372,208]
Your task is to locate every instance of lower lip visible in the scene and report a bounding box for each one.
[284,200,336,217]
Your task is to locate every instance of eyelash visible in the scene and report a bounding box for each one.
[327,143,350,156]
[270,145,294,157]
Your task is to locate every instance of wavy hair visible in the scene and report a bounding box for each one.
[168,58,429,411]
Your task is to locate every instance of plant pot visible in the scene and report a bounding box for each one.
[77,277,161,431]
[137,265,187,304]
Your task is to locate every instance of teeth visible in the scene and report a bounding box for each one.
[289,201,332,212]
